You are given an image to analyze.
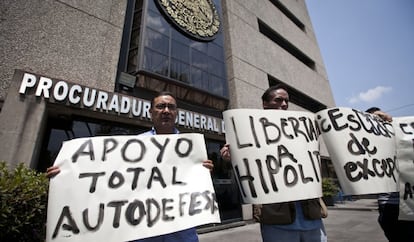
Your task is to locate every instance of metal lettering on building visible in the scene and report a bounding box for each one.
[18,72,225,134]
[156,0,220,41]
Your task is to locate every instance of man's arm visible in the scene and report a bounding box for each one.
[220,144,231,161]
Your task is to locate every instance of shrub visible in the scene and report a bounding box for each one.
[322,177,339,197]
[0,161,49,242]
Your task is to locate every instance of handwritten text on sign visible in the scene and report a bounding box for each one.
[394,117,414,221]
[316,107,398,195]
[223,109,322,204]
[46,134,220,242]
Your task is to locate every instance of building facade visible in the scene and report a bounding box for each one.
[0,0,335,224]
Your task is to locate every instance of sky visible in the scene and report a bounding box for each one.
[305,0,414,117]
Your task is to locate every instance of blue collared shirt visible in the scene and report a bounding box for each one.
[139,127,180,136]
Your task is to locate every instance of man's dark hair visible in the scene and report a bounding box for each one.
[151,91,176,108]
[365,107,380,114]
[261,84,289,102]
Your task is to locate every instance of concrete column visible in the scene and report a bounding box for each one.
[0,70,46,168]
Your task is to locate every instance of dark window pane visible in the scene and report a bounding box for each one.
[191,67,209,90]
[143,48,169,76]
[130,28,141,49]
[191,42,208,53]
[208,57,224,77]
[192,49,208,71]
[208,42,224,60]
[147,10,169,36]
[212,32,224,46]
[144,27,169,55]
[147,0,158,11]
[172,40,189,63]
[172,27,191,45]
[127,48,138,72]
[122,0,228,98]
[170,58,190,83]
[209,74,226,96]
[133,10,142,26]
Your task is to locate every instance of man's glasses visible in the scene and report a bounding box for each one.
[274,97,289,103]
[154,103,177,111]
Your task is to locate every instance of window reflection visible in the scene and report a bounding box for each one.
[190,42,208,53]
[147,10,169,35]
[209,58,224,77]
[143,48,169,76]
[191,67,209,90]
[147,0,158,11]
[192,49,209,71]
[172,27,191,45]
[208,43,223,60]
[209,75,225,96]
[145,27,169,55]
[140,0,228,97]
[172,40,189,63]
[170,59,189,83]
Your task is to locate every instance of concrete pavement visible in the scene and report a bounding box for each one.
[198,199,387,242]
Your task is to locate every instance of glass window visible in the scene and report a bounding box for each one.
[212,31,224,46]
[191,67,209,90]
[147,0,158,11]
[209,74,227,96]
[144,27,169,55]
[208,42,223,60]
[170,58,190,83]
[146,10,169,36]
[172,27,191,45]
[192,49,208,71]
[171,40,189,63]
[127,48,138,72]
[208,57,224,77]
[143,48,169,76]
[133,10,142,28]
[190,42,208,53]
[130,28,141,49]
[137,0,228,97]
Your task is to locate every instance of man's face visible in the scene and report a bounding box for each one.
[263,88,289,110]
[150,95,177,134]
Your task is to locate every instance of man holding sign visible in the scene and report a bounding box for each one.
[366,107,414,242]
[46,91,216,242]
[221,84,326,242]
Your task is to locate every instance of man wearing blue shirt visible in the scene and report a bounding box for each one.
[131,91,213,242]
[47,91,214,242]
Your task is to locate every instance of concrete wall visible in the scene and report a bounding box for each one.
[0,0,127,101]
[222,0,335,110]
[221,0,335,173]
[0,0,127,167]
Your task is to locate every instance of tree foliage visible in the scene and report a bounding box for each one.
[0,162,49,242]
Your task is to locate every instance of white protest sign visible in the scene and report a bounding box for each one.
[393,117,414,221]
[46,133,220,242]
[316,107,398,195]
[223,109,322,204]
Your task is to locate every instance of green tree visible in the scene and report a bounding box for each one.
[0,162,49,242]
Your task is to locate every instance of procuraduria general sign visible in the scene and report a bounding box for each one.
[17,71,225,134]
